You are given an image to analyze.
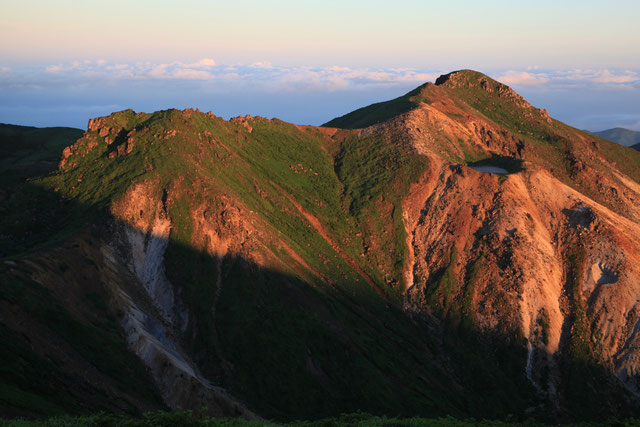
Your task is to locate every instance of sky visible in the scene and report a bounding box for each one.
[1,0,639,131]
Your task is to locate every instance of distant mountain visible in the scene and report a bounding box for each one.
[590,127,640,147]
[4,71,640,422]
[633,143,640,151]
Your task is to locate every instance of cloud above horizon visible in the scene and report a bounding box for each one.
[494,71,551,86]
[27,58,440,92]
[494,68,640,88]
[7,59,637,94]
[1,59,639,131]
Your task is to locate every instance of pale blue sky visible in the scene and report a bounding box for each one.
[2,0,639,67]
[1,0,639,130]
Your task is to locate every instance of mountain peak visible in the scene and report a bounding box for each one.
[436,69,520,98]
[433,69,550,123]
[324,69,551,130]
[434,69,491,86]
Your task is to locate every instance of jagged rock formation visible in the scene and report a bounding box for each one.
[3,71,640,422]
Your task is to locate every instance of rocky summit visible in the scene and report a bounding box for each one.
[3,70,640,423]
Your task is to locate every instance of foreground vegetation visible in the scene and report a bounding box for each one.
[5,410,640,427]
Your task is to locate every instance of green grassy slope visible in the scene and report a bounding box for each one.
[50,110,423,300]
[323,85,430,129]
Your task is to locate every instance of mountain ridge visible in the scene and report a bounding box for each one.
[3,70,640,422]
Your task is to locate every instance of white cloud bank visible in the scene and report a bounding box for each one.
[28,60,640,94]
[493,68,640,88]
[494,71,550,86]
[30,58,443,91]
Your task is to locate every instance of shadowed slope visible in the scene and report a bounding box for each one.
[0,124,82,185]
[322,84,428,129]
[1,178,538,422]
